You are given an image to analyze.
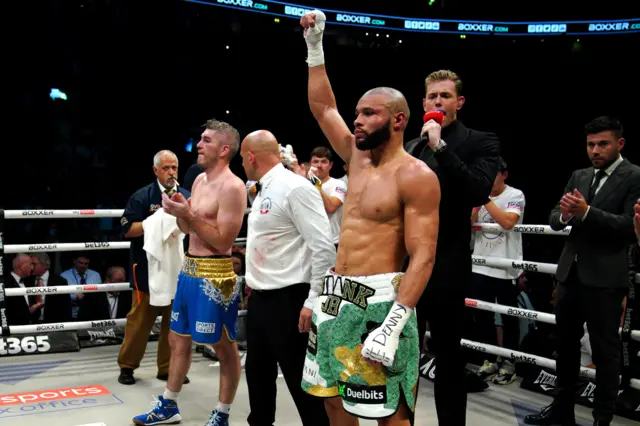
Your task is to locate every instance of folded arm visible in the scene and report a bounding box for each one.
[434,132,500,207]
[183,180,246,252]
[397,162,441,308]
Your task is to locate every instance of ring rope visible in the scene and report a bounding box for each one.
[8,310,248,335]
[4,239,247,254]
[424,331,640,391]
[3,282,132,297]
[3,209,251,219]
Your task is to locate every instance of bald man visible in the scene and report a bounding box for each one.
[241,130,334,426]
[299,11,440,426]
[132,120,246,426]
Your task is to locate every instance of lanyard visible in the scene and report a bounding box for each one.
[110,295,118,318]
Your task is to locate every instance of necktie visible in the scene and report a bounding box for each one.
[588,170,607,203]
[255,181,262,194]
[79,274,86,285]
[165,188,176,197]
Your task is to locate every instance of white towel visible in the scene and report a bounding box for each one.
[142,209,185,306]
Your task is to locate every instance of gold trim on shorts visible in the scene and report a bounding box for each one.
[182,255,239,309]
[307,385,340,398]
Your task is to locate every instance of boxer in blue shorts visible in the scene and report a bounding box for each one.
[171,254,240,345]
[132,119,247,426]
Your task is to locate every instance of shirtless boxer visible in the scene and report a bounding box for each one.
[133,119,247,426]
[299,10,441,426]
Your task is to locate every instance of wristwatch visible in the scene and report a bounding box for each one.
[430,139,447,153]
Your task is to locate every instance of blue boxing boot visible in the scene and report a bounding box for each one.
[204,410,229,426]
[133,395,182,425]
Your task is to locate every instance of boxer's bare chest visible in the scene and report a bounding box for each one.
[344,163,403,223]
[191,180,223,221]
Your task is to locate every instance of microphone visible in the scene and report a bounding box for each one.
[423,109,445,125]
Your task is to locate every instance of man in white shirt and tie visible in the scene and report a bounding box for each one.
[240,130,334,426]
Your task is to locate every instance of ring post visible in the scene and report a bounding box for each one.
[0,209,10,336]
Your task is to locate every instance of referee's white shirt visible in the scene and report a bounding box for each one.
[245,163,336,309]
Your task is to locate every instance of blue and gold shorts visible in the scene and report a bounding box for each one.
[170,254,240,345]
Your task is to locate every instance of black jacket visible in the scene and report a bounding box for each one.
[549,158,640,288]
[406,119,501,262]
[121,181,191,293]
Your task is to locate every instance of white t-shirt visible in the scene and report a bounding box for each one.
[322,177,348,244]
[472,185,525,280]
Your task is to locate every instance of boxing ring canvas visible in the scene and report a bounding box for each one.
[2,209,640,425]
[2,341,637,426]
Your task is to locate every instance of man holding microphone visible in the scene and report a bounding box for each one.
[406,71,501,425]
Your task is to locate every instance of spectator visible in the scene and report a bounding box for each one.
[30,253,72,324]
[60,254,102,320]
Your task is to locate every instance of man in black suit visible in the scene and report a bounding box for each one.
[405,70,501,425]
[525,116,640,426]
[30,253,72,324]
[117,150,191,385]
[5,253,40,325]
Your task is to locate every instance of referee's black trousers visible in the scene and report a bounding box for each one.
[416,255,471,426]
[245,283,329,426]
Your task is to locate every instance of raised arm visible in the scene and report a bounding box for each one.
[181,178,246,253]
[301,11,354,163]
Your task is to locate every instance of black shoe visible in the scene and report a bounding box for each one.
[524,402,575,425]
[156,373,190,384]
[118,368,136,385]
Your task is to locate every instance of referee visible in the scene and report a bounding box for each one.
[117,150,191,385]
[240,130,334,426]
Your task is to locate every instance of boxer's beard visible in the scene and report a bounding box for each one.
[355,120,392,151]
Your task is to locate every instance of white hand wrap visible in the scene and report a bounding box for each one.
[361,301,413,368]
[279,143,296,168]
[304,10,326,67]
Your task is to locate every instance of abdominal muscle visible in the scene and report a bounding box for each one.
[335,215,406,277]
[187,232,231,257]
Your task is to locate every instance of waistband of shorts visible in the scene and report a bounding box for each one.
[325,267,404,292]
[182,254,235,279]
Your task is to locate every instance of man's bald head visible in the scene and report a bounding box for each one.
[12,253,32,278]
[242,130,280,155]
[361,87,411,130]
[240,130,282,181]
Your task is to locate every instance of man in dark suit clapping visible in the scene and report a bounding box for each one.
[526,116,640,426]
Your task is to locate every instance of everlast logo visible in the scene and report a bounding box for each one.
[339,382,387,404]
[0,308,8,329]
[36,324,64,332]
[22,210,54,216]
[507,307,538,320]
[533,370,557,387]
[511,261,538,272]
[28,244,58,251]
[85,242,110,248]
[91,320,116,328]
[26,287,58,295]
[462,342,486,353]
[472,258,486,265]
[321,276,375,317]
[512,353,536,364]
[88,329,117,340]
[512,225,545,234]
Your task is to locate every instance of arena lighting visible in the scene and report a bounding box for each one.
[184,0,640,36]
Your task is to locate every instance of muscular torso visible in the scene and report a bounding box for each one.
[335,152,412,276]
[188,171,233,256]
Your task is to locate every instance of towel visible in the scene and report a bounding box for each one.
[142,209,185,306]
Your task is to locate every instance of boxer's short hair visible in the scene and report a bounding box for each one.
[311,146,332,162]
[425,70,463,97]
[203,119,241,160]
[584,116,623,140]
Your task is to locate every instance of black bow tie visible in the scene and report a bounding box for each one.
[255,181,262,193]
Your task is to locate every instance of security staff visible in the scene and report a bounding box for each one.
[406,70,500,425]
[117,150,192,385]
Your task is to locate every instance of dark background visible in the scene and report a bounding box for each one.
[4,0,639,306]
